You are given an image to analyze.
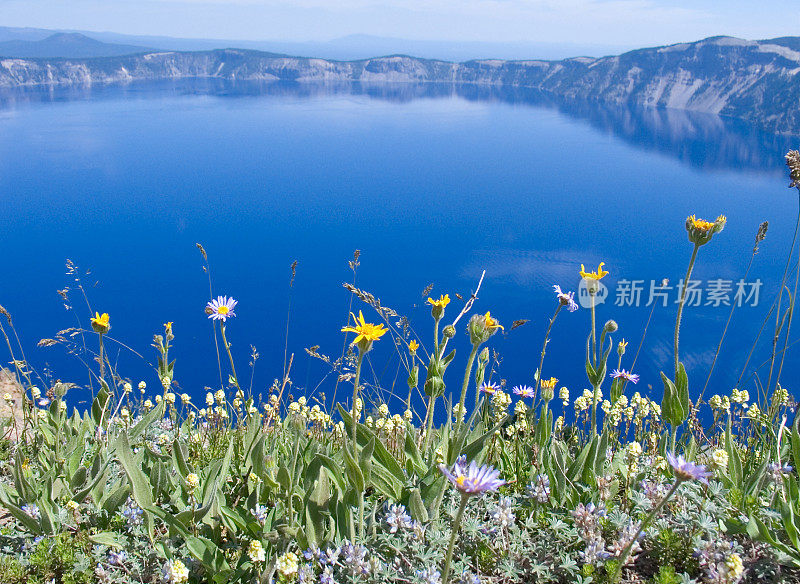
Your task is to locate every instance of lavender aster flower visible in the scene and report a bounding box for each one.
[206,295,237,322]
[553,285,579,312]
[667,452,712,485]
[610,369,639,384]
[512,385,535,398]
[439,459,505,496]
[480,381,500,395]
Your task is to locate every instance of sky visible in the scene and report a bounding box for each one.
[1,0,798,47]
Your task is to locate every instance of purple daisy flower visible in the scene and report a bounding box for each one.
[610,369,640,384]
[480,382,500,395]
[206,295,237,322]
[512,385,535,398]
[553,285,579,312]
[667,453,712,485]
[439,459,505,496]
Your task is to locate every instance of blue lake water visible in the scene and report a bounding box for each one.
[0,80,797,415]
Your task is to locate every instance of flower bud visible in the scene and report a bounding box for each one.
[442,324,456,339]
[468,311,503,345]
[603,320,618,334]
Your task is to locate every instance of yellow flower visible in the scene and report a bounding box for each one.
[408,340,419,354]
[580,262,609,280]
[164,321,173,333]
[686,214,726,246]
[688,215,715,231]
[540,377,558,390]
[90,312,110,334]
[427,294,450,308]
[483,311,504,330]
[341,311,388,345]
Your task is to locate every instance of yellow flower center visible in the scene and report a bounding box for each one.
[217,306,229,315]
[456,475,467,487]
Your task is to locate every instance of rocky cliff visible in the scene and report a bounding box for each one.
[2,36,799,133]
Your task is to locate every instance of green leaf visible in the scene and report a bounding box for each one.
[342,447,364,492]
[89,532,126,549]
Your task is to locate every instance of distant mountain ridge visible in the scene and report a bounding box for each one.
[0,33,151,58]
[1,35,799,134]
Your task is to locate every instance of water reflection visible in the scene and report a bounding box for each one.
[1,79,796,175]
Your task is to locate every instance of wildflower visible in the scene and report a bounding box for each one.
[528,474,551,503]
[667,452,712,484]
[138,381,146,392]
[686,214,726,246]
[320,566,336,584]
[90,312,110,334]
[215,389,225,404]
[491,496,515,528]
[579,262,609,280]
[30,386,41,399]
[206,295,237,322]
[417,567,442,584]
[481,381,499,395]
[165,392,176,405]
[180,393,190,404]
[122,497,143,527]
[22,504,40,519]
[767,462,792,482]
[162,559,189,584]
[512,385,535,398]
[108,550,127,566]
[408,339,419,355]
[482,311,503,330]
[773,384,789,406]
[251,504,270,526]
[617,339,628,355]
[186,473,200,490]
[341,310,387,351]
[553,284,579,311]
[711,449,729,469]
[385,503,413,533]
[611,369,640,384]
[248,540,265,563]
[439,459,505,496]
[276,551,299,578]
[626,441,642,458]
[66,500,80,512]
[787,150,800,188]
[2,393,12,403]
[427,294,450,319]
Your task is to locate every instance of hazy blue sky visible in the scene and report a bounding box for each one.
[2,0,798,46]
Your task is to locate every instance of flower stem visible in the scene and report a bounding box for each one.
[351,350,365,454]
[455,344,479,436]
[675,244,699,376]
[441,493,469,584]
[535,304,561,407]
[590,292,597,366]
[615,479,682,571]
[219,324,241,392]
